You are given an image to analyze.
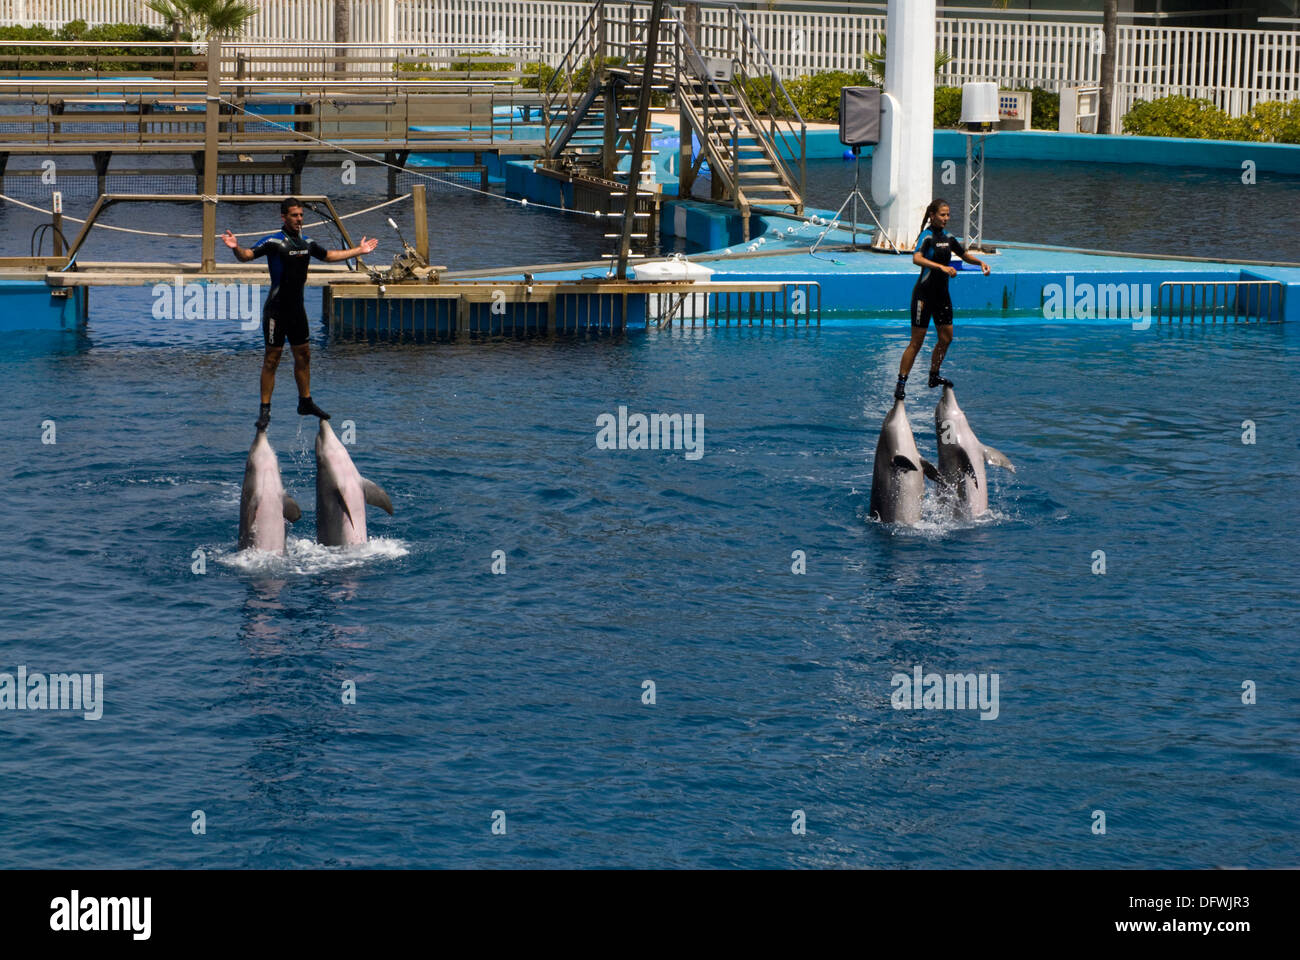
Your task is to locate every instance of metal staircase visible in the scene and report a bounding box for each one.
[538,1,806,265]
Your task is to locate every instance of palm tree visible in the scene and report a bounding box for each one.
[865,32,953,85]
[146,0,259,38]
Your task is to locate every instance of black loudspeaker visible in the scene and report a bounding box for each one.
[839,86,881,147]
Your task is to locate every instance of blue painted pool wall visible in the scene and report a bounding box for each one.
[807,130,1300,175]
[0,281,86,331]
[708,265,1295,317]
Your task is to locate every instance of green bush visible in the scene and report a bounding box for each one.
[934,86,962,127]
[1030,89,1059,131]
[1234,98,1300,144]
[0,21,188,71]
[520,61,554,91]
[521,55,626,93]
[742,70,873,122]
[788,70,875,122]
[399,50,519,77]
[740,75,1057,131]
[1121,95,1246,140]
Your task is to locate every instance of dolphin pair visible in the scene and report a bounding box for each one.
[868,386,1014,524]
[237,421,394,553]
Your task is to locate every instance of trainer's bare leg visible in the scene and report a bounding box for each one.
[256,346,283,428]
[894,325,928,399]
[929,324,953,387]
[260,346,282,404]
[898,326,928,379]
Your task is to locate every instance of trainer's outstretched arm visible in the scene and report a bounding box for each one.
[222,230,256,261]
[324,236,379,262]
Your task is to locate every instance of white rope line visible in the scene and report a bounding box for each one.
[0,192,411,239]
[218,96,608,219]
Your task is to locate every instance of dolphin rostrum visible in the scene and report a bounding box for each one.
[933,385,1015,518]
[869,399,939,525]
[314,419,394,546]
[238,428,302,554]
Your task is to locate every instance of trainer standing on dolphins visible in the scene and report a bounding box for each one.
[893,198,990,401]
[223,198,378,429]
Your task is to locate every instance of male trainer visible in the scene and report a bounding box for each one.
[223,198,378,428]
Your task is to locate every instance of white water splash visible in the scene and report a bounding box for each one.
[214,535,410,575]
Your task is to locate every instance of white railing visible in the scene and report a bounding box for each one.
[4,0,1299,130]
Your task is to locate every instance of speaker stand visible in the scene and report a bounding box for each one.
[810,146,897,256]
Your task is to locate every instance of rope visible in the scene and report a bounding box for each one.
[218,95,607,220]
[0,192,413,239]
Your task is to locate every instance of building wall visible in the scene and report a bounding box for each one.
[933,1,1270,29]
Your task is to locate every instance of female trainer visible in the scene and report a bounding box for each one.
[893,199,990,401]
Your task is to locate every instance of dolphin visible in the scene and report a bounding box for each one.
[869,399,939,525]
[314,419,394,546]
[238,428,302,554]
[933,385,1015,518]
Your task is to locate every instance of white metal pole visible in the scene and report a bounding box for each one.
[870,0,936,252]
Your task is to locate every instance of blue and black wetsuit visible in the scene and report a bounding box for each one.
[910,227,966,329]
[249,230,330,347]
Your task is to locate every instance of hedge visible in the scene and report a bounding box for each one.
[1122,94,1300,144]
[0,21,190,71]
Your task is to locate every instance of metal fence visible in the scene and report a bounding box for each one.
[4,0,1299,129]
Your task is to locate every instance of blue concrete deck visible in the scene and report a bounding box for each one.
[475,200,1298,324]
[485,126,1300,325]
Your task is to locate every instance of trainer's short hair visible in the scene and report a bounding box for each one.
[281,197,304,215]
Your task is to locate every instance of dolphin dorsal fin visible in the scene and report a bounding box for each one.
[891,455,919,473]
[982,445,1016,472]
[362,478,394,515]
[283,495,302,523]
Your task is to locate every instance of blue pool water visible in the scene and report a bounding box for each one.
[2,307,1296,867]
[797,156,1300,262]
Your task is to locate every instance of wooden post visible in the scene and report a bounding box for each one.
[51,191,63,256]
[201,35,221,273]
[235,53,246,134]
[412,183,429,262]
[679,3,698,198]
[615,0,666,280]
[171,20,180,79]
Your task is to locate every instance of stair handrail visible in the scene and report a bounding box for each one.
[724,2,806,201]
[661,2,749,199]
[540,0,607,157]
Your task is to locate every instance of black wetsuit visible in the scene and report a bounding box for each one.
[910,227,966,329]
[249,230,330,347]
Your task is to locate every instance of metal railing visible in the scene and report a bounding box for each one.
[1156,280,1284,324]
[5,1,1300,124]
[326,277,821,341]
[0,39,543,82]
[0,76,541,150]
[539,1,802,211]
[725,3,804,206]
